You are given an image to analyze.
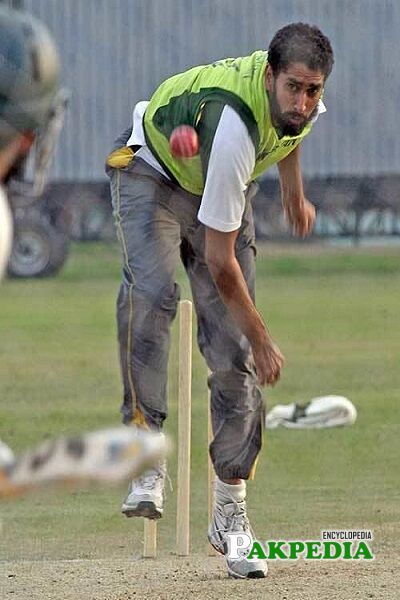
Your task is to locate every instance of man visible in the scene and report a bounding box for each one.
[0,5,167,495]
[107,23,333,578]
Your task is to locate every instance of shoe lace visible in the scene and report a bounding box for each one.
[133,462,173,494]
[136,469,161,490]
[213,499,253,540]
[228,501,250,534]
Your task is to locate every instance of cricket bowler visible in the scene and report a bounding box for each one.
[106,22,334,578]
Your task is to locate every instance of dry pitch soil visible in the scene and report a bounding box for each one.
[1,553,397,600]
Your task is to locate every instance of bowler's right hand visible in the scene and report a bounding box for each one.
[252,338,285,386]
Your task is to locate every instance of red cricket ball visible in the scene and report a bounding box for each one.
[169,125,199,158]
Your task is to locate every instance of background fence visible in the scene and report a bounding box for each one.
[4,0,400,241]
[11,0,400,181]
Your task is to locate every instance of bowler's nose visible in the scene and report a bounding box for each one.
[294,91,307,114]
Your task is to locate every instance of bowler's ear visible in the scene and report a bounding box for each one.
[265,65,274,91]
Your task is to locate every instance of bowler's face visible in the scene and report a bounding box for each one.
[266,62,324,136]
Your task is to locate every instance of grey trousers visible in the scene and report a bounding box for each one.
[106,134,264,480]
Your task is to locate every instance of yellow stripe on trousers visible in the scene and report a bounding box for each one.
[114,168,148,429]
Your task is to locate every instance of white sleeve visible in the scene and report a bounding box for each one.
[126,101,149,146]
[197,105,256,232]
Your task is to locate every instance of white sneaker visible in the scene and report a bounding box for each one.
[208,500,267,579]
[121,461,166,519]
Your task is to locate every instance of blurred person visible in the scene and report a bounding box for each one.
[0,5,167,495]
[0,4,61,485]
[0,5,61,278]
[106,23,333,578]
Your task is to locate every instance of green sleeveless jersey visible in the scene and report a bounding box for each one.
[143,51,314,195]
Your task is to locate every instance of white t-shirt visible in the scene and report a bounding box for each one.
[127,100,326,232]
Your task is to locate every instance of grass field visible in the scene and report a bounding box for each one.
[1,242,399,579]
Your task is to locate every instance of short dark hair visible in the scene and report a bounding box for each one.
[268,23,334,80]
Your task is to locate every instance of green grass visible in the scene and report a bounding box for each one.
[1,242,399,560]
